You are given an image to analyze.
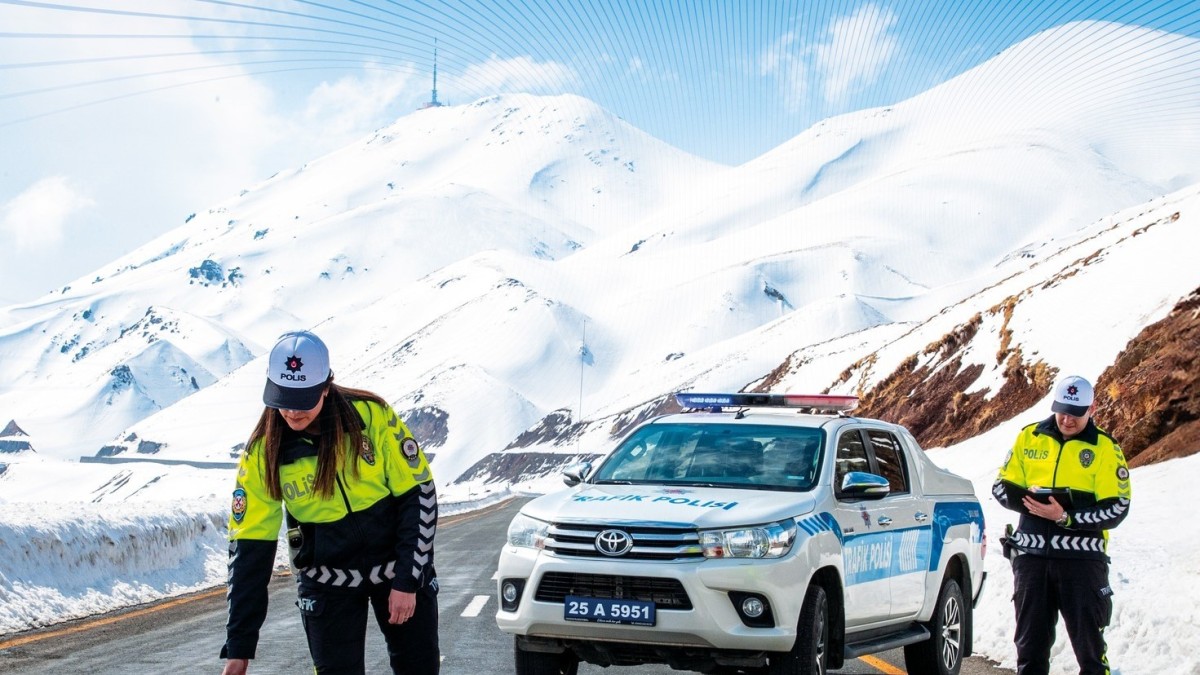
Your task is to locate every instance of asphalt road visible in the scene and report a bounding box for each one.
[0,498,1012,674]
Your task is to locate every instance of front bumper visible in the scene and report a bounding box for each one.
[494,545,809,653]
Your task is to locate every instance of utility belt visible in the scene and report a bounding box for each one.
[1001,523,1019,560]
[285,508,400,587]
[1000,523,1109,562]
[299,560,399,587]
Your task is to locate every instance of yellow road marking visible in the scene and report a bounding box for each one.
[860,654,906,674]
[0,587,226,650]
[0,498,515,650]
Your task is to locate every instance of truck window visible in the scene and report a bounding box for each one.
[834,430,870,496]
[593,423,822,490]
[867,430,909,494]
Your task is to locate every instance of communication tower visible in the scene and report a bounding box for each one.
[421,39,445,109]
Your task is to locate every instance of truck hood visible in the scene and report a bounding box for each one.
[521,484,818,528]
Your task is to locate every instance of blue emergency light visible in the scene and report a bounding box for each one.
[674,392,858,412]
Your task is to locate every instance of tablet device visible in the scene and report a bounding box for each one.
[1001,481,1074,513]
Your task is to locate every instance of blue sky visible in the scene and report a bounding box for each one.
[1,0,1197,304]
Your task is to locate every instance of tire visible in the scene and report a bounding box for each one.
[513,637,579,675]
[903,576,966,675]
[768,584,829,675]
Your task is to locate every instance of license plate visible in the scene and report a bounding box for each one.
[564,595,656,626]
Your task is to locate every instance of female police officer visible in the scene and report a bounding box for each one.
[220,330,439,674]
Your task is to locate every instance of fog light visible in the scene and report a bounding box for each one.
[729,591,775,627]
[742,596,765,618]
[500,578,526,612]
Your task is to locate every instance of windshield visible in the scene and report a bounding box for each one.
[592,423,824,491]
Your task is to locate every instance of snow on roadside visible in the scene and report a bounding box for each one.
[0,486,511,636]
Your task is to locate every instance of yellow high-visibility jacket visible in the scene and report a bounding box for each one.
[221,398,436,660]
[992,416,1130,560]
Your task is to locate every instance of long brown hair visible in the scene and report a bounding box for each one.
[246,377,388,500]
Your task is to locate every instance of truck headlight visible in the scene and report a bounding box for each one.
[507,513,549,549]
[699,520,796,559]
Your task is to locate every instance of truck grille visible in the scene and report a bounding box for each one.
[545,523,703,560]
[534,572,693,609]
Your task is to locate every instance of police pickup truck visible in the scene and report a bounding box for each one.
[495,393,986,675]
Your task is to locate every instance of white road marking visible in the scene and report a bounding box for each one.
[461,594,490,618]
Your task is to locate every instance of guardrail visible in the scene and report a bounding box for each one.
[79,456,237,469]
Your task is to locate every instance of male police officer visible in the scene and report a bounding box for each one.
[992,375,1131,675]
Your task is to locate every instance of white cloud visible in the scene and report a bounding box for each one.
[456,55,579,97]
[0,1,427,302]
[815,3,900,102]
[0,176,94,250]
[762,3,900,110]
[302,66,421,141]
[622,55,680,85]
[761,31,810,112]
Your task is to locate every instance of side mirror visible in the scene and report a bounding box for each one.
[562,461,593,487]
[840,471,891,499]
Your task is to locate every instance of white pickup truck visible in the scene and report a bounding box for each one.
[495,393,986,675]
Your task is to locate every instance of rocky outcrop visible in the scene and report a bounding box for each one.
[399,406,450,448]
[453,452,604,485]
[834,311,1056,451]
[1096,286,1200,466]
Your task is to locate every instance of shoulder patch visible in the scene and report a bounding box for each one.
[232,487,248,523]
[360,437,376,466]
[1116,466,1129,481]
[402,438,420,460]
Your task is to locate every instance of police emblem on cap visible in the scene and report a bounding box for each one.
[402,438,419,460]
[232,488,248,523]
[285,355,304,372]
[1079,449,1095,468]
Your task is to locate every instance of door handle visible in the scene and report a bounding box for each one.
[877,516,892,526]
[914,512,929,523]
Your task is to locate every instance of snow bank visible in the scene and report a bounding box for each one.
[0,487,509,635]
[0,499,227,633]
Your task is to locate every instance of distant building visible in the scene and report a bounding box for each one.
[0,419,34,453]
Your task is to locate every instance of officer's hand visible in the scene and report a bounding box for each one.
[1022,495,1064,521]
[222,658,249,675]
[388,589,416,624]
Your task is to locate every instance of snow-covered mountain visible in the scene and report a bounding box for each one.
[1,22,1199,674]
[0,91,721,467]
[1,21,1197,501]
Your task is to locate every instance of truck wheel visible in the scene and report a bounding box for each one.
[768,584,828,675]
[514,637,579,675]
[903,576,965,675]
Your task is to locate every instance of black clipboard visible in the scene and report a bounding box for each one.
[1002,481,1074,513]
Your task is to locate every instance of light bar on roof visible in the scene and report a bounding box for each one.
[675,393,858,412]
[783,395,858,410]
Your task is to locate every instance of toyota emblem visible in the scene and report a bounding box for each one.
[595,529,633,556]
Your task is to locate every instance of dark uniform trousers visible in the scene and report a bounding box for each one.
[1012,555,1112,675]
[298,578,440,675]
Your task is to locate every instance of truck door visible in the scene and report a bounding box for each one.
[866,429,934,619]
[832,427,893,626]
